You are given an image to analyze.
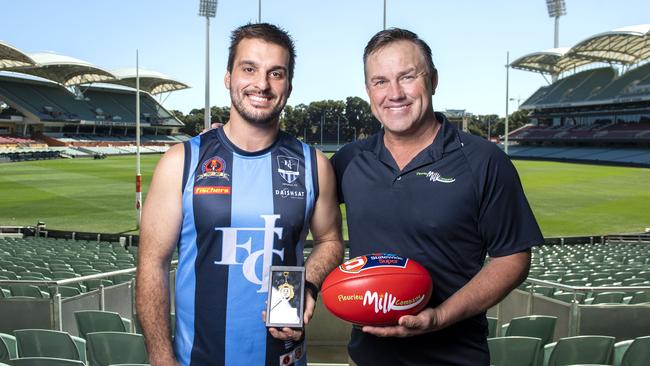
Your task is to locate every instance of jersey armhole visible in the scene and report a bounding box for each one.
[310,146,320,203]
[181,140,191,193]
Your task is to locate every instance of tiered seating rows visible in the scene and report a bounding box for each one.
[523,242,650,305]
[0,237,138,298]
[0,311,148,365]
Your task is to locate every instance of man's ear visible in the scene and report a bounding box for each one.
[430,69,438,95]
[287,82,293,98]
[224,71,231,90]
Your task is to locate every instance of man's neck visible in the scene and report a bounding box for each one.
[223,116,280,152]
[383,114,441,171]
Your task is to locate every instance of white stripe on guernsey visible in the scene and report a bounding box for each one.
[174,137,200,366]
[224,151,275,366]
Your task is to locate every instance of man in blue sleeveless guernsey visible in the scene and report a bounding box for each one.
[136,23,344,366]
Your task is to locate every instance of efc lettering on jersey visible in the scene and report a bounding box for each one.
[214,214,284,293]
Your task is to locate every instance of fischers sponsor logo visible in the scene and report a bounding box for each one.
[194,186,231,195]
[274,188,305,199]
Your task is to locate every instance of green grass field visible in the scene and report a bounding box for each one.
[1,156,648,237]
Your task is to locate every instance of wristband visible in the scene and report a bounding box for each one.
[304,280,319,301]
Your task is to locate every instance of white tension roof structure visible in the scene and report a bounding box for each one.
[0,41,36,69]
[0,43,188,92]
[512,24,650,75]
[17,53,116,86]
[104,68,189,95]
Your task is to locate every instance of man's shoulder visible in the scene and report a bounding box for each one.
[457,131,508,163]
[278,130,310,150]
[332,134,378,167]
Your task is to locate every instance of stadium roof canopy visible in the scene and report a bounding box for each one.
[103,68,190,95]
[567,24,650,65]
[10,52,116,86]
[512,24,650,75]
[0,41,36,69]
[510,47,592,74]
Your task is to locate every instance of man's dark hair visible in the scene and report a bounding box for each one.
[363,28,436,79]
[227,23,296,82]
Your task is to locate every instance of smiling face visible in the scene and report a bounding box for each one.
[225,38,292,126]
[364,40,438,137]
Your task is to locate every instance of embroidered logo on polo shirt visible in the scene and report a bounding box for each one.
[416,171,455,183]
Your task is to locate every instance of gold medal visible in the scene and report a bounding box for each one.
[278,271,295,301]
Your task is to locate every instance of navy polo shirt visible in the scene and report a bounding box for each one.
[331,113,543,366]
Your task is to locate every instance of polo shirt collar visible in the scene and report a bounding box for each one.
[368,111,463,168]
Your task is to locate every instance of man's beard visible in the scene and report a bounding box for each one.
[231,89,284,126]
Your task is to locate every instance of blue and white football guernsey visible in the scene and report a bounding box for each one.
[174,128,318,366]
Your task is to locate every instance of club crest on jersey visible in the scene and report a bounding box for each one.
[277,156,300,184]
[196,155,230,182]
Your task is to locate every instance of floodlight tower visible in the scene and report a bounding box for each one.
[383,0,387,30]
[546,0,566,49]
[199,0,218,130]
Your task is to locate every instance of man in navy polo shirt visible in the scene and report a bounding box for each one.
[331,28,544,365]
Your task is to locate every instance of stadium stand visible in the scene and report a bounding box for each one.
[0,44,190,163]
[510,24,650,167]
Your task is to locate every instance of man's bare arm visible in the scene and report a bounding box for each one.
[136,143,184,364]
[305,150,345,291]
[363,250,531,337]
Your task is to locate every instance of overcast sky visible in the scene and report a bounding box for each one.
[2,0,649,116]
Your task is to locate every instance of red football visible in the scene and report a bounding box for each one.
[321,253,433,326]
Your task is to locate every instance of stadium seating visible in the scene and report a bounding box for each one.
[488,336,541,366]
[74,311,129,339]
[615,336,650,366]
[590,63,650,102]
[85,332,148,366]
[502,315,557,347]
[14,329,83,361]
[532,68,616,107]
[487,317,497,338]
[10,358,85,366]
[585,291,625,305]
[0,333,17,362]
[544,335,615,366]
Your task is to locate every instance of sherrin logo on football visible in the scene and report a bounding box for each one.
[321,253,433,326]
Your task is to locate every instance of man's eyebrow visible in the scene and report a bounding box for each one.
[396,67,417,77]
[268,65,288,73]
[368,74,387,82]
[368,67,418,81]
[237,60,258,67]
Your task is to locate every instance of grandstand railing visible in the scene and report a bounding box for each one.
[606,233,650,243]
[0,261,176,335]
[489,277,650,342]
